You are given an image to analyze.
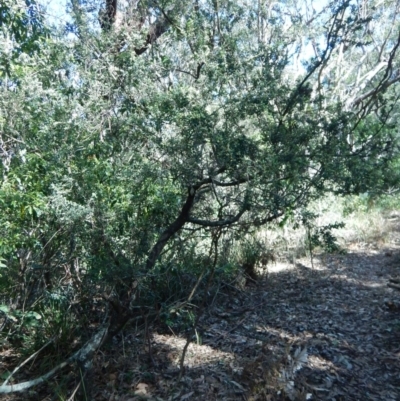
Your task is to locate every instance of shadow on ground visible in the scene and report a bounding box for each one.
[81,247,400,401]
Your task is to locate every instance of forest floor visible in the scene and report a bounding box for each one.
[2,217,400,400]
[87,218,400,401]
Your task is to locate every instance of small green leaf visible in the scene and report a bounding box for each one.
[0,304,10,313]
[26,311,42,320]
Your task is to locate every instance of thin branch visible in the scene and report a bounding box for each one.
[212,176,250,187]
[187,207,247,227]
[352,29,400,110]
[145,168,227,271]
[175,62,205,80]
[282,1,348,117]
[352,74,400,108]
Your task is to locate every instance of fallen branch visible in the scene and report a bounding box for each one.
[0,322,109,394]
[2,337,55,386]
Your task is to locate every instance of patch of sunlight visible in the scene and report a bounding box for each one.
[265,262,297,273]
[153,333,235,368]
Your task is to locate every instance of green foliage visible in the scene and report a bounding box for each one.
[343,193,400,216]
[0,0,49,77]
[308,223,345,254]
[0,304,42,349]
[372,194,400,212]
[342,194,371,216]
[296,210,345,254]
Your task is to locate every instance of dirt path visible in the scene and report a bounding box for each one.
[92,226,400,401]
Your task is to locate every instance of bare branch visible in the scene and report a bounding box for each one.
[212,176,250,187]
[352,73,400,108]
[187,207,247,227]
[2,338,55,387]
[176,62,205,80]
[352,30,400,110]
[283,1,350,116]
[0,323,109,394]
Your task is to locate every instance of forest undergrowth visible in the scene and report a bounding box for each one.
[2,197,400,401]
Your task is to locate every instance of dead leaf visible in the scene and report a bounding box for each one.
[135,382,149,395]
[230,380,245,390]
[180,391,194,400]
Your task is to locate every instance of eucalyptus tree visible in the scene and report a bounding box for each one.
[1,0,400,395]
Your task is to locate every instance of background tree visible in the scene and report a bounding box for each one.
[0,0,48,77]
